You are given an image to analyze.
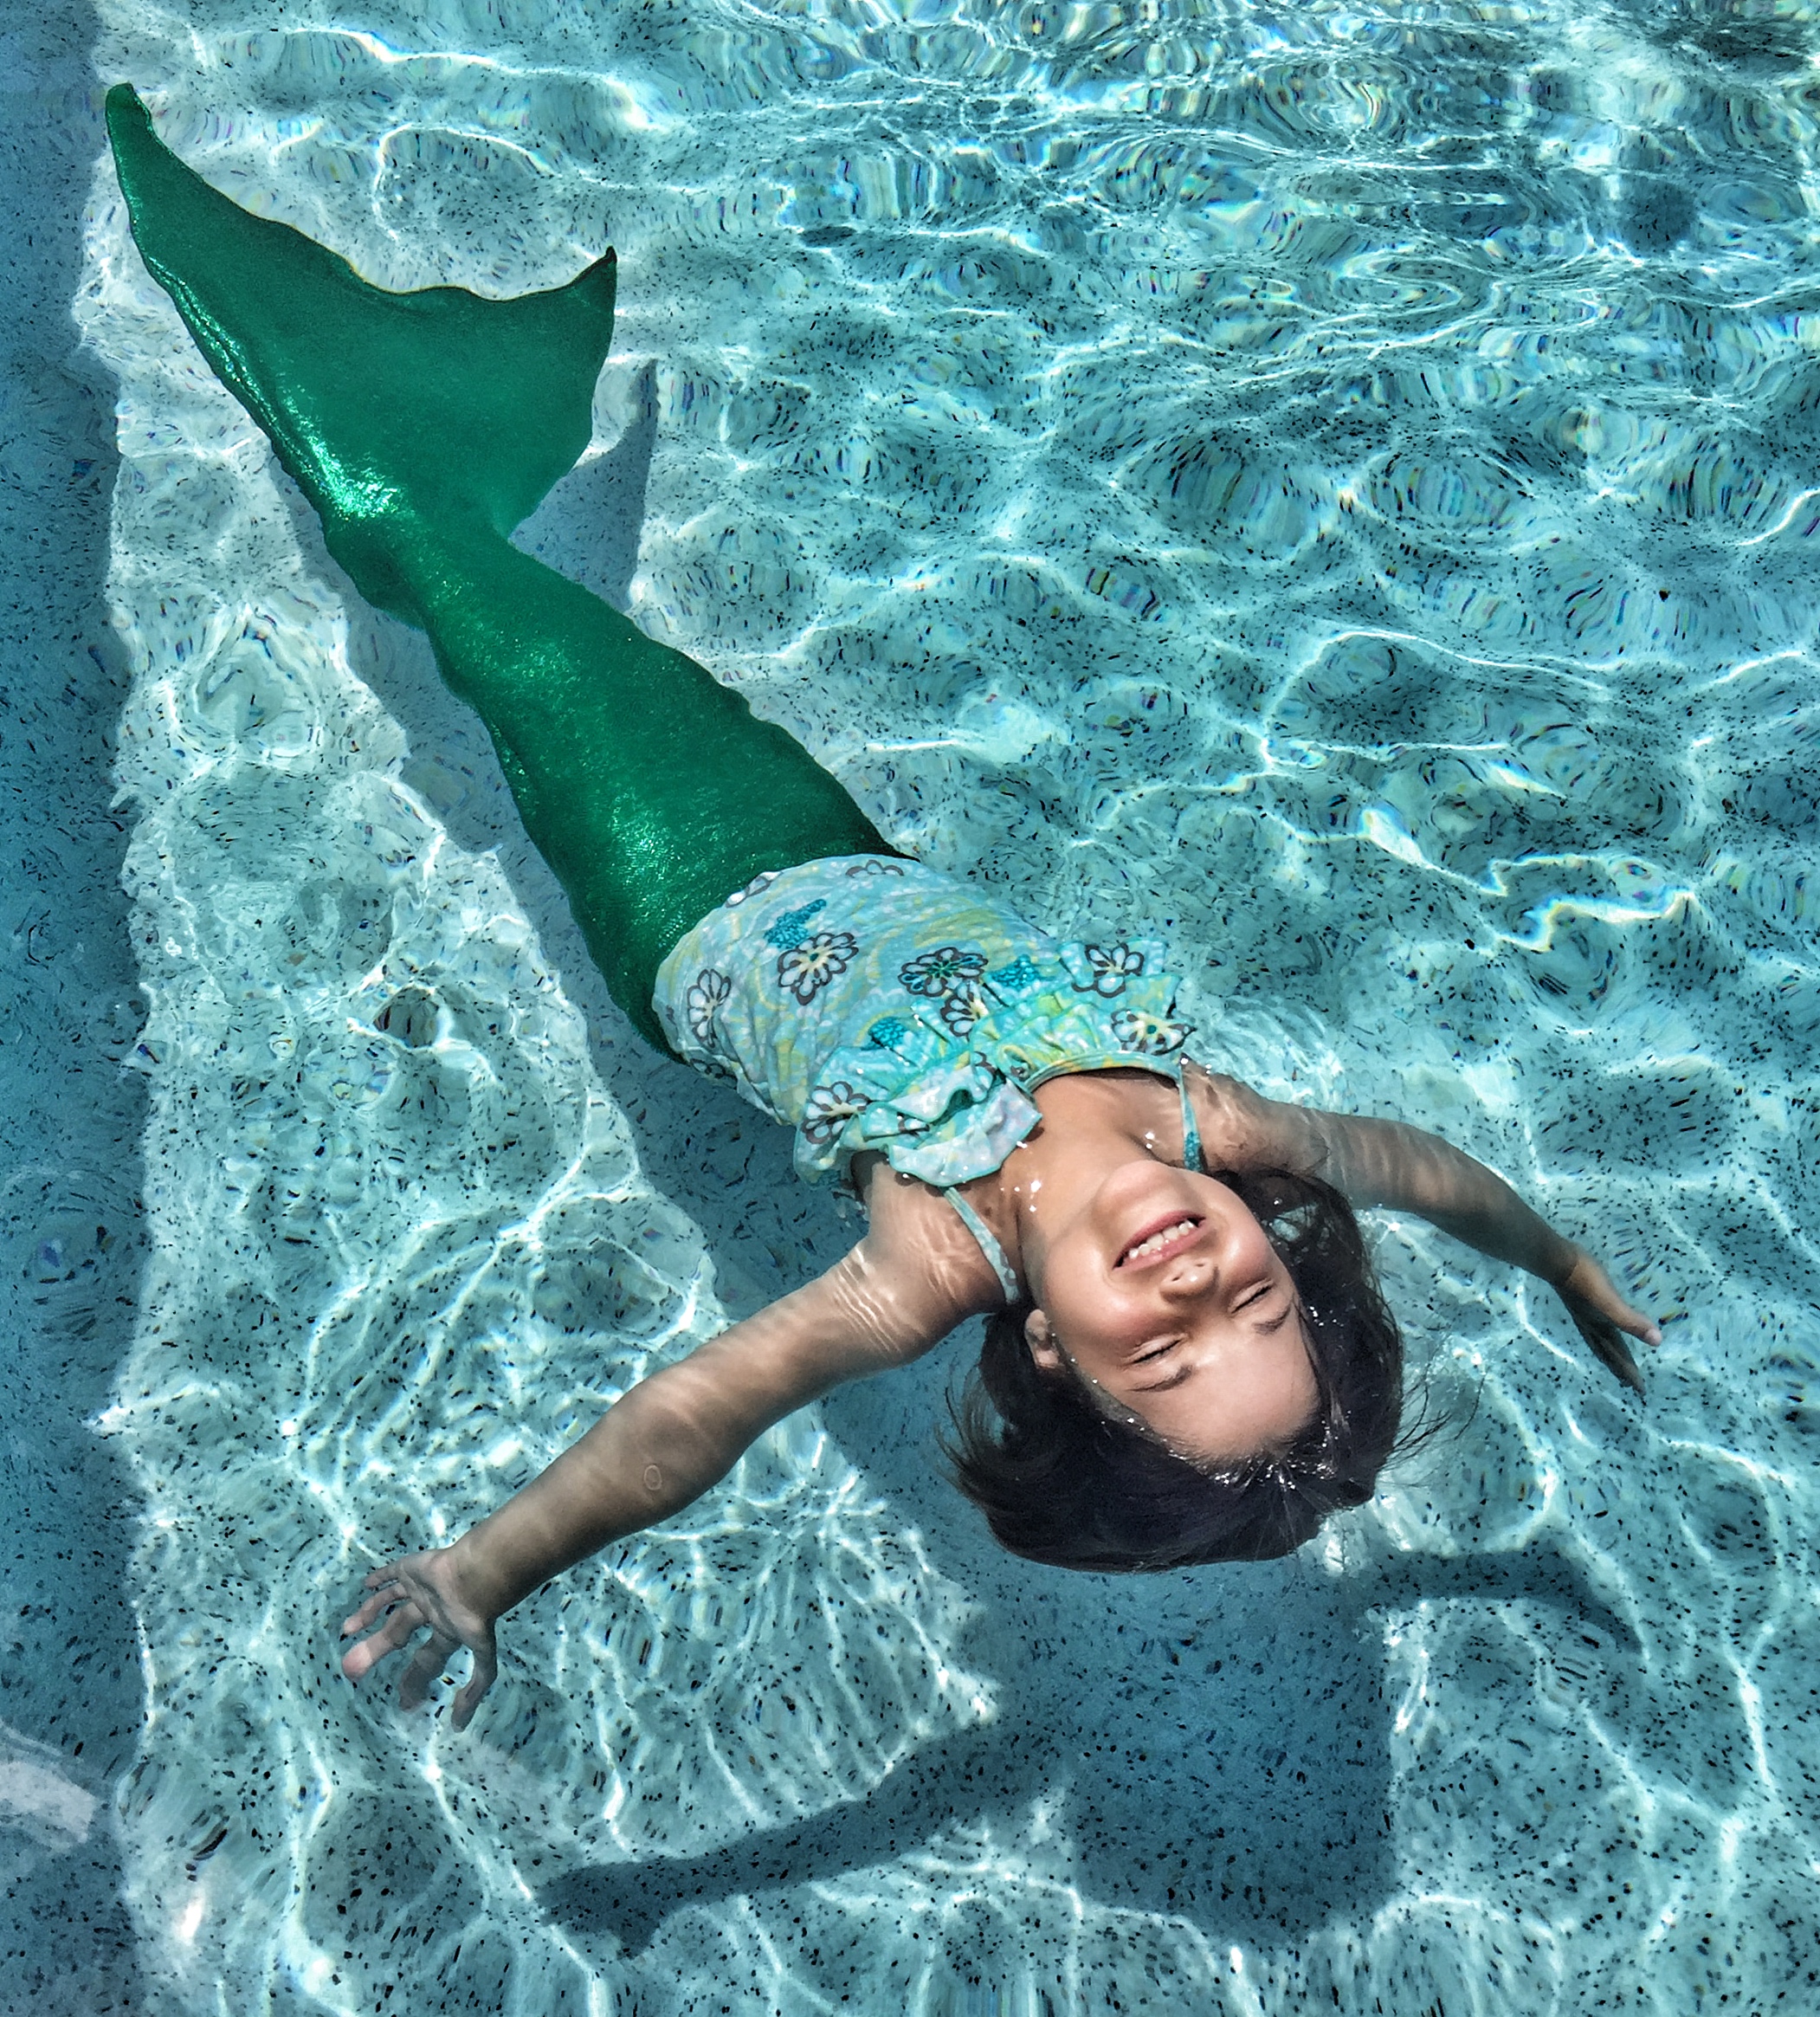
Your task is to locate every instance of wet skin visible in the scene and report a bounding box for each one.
[1024,1163,1318,1464]
[339,1060,1662,1725]
[969,1070,1321,1466]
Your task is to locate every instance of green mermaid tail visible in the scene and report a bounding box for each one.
[106,84,618,623]
[106,84,894,1050]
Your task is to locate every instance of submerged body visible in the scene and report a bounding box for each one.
[102,85,888,1050]
[106,85,1659,1729]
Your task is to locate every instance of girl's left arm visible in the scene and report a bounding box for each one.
[1190,1066,1661,1392]
[339,1160,997,1728]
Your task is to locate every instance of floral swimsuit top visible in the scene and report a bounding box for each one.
[653,856,1197,1293]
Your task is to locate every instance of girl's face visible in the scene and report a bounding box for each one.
[1020,1159,1320,1466]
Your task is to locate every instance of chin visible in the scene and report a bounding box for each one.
[1093,1157,1209,1216]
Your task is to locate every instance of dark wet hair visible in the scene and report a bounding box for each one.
[941,1168,1408,1571]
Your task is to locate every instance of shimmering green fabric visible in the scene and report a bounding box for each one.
[106,84,894,1051]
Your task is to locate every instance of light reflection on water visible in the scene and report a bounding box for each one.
[81,1,1820,2010]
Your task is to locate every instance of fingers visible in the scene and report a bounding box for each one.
[397,1632,456,1713]
[451,1644,499,1732]
[340,1582,401,1640]
[340,1560,425,1638]
[337,1556,497,1729]
[1597,1293,1661,1349]
[1601,1335,1645,1396]
[340,1597,427,1682]
[396,1635,497,1726]
[1582,1319,1645,1396]
[1591,1286,1661,1348]
[1559,1266,1664,1366]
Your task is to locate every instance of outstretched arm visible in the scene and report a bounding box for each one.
[1191,1068,1661,1393]
[340,1160,997,1727]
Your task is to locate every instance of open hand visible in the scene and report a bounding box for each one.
[1552,1245,1662,1395]
[340,1548,499,1730]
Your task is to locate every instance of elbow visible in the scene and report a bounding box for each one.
[632,1364,771,1495]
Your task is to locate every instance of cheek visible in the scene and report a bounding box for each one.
[1239,1220,1299,1306]
[1029,1239,1126,1350]
[1031,1251,1097,1332]
[1231,1208,1282,1271]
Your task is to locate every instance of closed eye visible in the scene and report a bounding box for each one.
[1236,1279,1296,1331]
[1132,1353,1195,1393]
[1131,1295,1294,1380]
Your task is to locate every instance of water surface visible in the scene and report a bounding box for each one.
[77,1,1820,2010]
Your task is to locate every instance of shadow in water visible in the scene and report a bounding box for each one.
[535,1522,1631,1955]
[510,359,659,612]
[294,349,1638,1962]
[0,10,152,2010]
[540,1593,1387,1949]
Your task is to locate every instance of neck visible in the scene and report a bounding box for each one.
[975,1069,1184,1290]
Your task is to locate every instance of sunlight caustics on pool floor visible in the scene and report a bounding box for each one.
[77,1,1820,2010]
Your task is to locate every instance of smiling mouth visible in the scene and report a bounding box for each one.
[1117,1216,1204,1268]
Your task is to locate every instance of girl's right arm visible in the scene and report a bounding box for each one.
[1190,1067,1662,1393]
[339,1160,997,1728]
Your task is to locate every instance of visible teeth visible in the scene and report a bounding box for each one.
[1124,1219,1197,1263]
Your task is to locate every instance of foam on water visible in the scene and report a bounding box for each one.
[79,1,1820,2011]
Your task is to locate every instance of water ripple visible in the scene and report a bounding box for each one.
[81,0,1820,2010]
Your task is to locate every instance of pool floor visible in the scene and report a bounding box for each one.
[10,0,1820,2009]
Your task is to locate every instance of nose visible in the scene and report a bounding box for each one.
[1155,1212,1247,1304]
[1155,1240,1218,1302]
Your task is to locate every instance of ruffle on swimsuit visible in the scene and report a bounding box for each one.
[804,944,1192,1185]
[652,856,1195,1191]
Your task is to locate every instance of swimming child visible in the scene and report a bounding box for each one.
[106,85,1661,1731]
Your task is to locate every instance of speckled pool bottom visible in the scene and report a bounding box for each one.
[81,2,1820,2011]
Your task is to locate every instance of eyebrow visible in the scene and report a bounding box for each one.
[1126,1299,1300,1393]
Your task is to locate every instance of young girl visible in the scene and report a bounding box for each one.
[106,85,1659,1733]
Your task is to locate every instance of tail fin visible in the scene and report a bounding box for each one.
[105,84,616,623]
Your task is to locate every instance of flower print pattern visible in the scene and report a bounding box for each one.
[778,930,859,1004]
[801,1079,870,1145]
[899,945,991,1039]
[939,983,990,1039]
[1112,1006,1191,1056]
[686,967,732,1047]
[1075,942,1146,999]
[899,945,988,999]
[652,856,1195,1193]
[765,900,828,951]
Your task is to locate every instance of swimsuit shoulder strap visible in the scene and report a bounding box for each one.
[941,1065,1200,1305]
[1178,1062,1205,1173]
[942,1188,1021,1305]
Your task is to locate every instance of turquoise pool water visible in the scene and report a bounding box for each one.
[40,0,1820,2008]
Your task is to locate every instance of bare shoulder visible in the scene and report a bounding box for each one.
[1184,1062,1343,1178]
[845,1156,1007,1356]
[680,1173,995,1413]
